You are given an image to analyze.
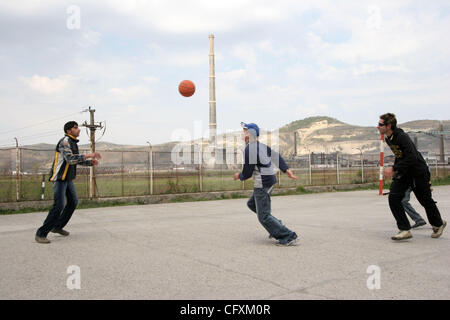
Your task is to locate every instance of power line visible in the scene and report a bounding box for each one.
[0,131,65,148]
[0,129,62,144]
[0,110,87,136]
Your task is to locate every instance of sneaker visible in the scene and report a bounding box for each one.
[51,228,70,236]
[411,220,427,228]
[431,220,447,239]
[391,230,412,241]
[35,235,51,244]
[276,233,298,246]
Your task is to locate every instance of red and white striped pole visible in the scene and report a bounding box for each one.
[379,134,384,195]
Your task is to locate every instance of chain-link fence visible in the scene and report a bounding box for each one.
[1,147,449,203]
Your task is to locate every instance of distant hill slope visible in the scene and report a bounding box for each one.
[279,116,347,132]
[19,117,449,158]
[276,117,449,156]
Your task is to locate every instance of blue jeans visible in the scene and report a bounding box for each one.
[36,180,78,237]
[401,187,425,223]
[247,187,296,244]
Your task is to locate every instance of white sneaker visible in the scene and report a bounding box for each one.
[276,233,299,246]
[391,230,412,241]
[431,220,446,238]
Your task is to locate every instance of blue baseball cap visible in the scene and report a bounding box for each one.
[240,122,260,137]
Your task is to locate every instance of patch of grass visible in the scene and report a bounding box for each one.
[231,193,247,199]
[168,195,214,203]
[0,207,43,215]
[0,199,143,215]
[271,185,314,197]
[296,185,313,194]
[432,175,450,186]
[2,176,448,215]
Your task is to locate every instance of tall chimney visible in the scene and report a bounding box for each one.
[209,34,217,143]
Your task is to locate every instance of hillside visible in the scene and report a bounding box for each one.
[10,117,449,171]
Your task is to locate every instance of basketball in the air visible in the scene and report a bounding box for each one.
[178,80,195,97]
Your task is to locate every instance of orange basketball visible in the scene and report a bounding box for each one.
[178,80,195,97]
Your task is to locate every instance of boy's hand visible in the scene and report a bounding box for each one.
[91,159,99,166]
[383,167,394,178]
[93,152,102,159]
[85,152,102,160]
[286,169,298,180]
[233,173,240,181]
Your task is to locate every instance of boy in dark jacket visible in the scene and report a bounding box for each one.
[233,122,299,246]
[35,121,101,244]
[378,113,446,240]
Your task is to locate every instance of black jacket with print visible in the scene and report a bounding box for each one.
[385,127,428,179]
[49,134,92,182]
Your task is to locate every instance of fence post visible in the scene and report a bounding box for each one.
[175,151,179,188]
[147,151,150,195]
[199,142,203,192]
[146,143,154,196]
[41,174,45,200]
[121,152,124,197]
[15,140,20,201]
[309,152,312,185]
[86,172,89,198]
[361,152,364,183]
[241,158,245,190]
[435,156,438,179]
[347,154,350,184]
[336,151,341,184]
[150,148,153,195]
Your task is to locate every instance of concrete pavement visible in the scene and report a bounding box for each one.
[1,186,449,300]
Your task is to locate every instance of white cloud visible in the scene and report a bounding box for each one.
[352,63,411,76]
[108,86,150,98]
[105,0,298,34]
[21,74,74,94]
[230,44,258,66]
[163,51,206,67]
[78,29,102,47]
[217,69,247,81]
[0,0,62,16]
[2,0,450,146]
[141,76,160,84]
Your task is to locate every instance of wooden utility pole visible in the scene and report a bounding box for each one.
[82,106,103,199]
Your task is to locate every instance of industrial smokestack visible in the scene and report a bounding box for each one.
[209,34,217,143]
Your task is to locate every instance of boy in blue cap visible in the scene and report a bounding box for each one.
[234,122,299,246]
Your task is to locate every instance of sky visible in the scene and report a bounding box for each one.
[0,0,449,147]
